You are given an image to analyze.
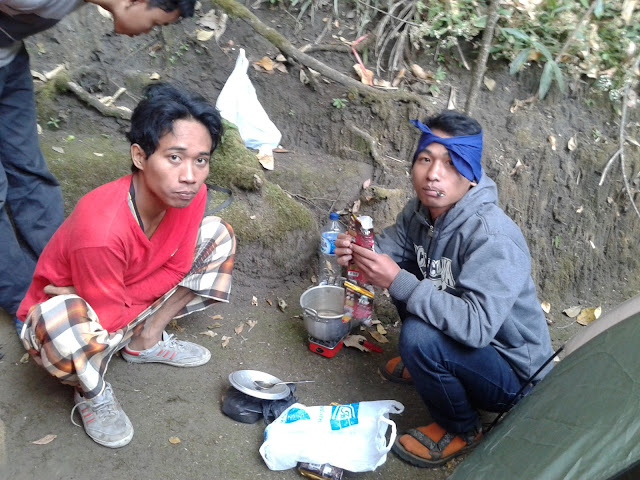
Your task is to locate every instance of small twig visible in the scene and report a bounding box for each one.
[314,14,332,44]
[598,148,621,186]
[384,154,405,163]
[453,37,470,70]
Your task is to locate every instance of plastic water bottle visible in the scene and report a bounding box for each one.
[318,212,344,285]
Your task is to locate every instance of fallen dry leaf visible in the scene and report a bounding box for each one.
[266,298,273,306]
[196,29,215,42]
[410,63,428,80]
[255,56,275,72]
[483,76,496,91]
[168,437,181,444]
[32,434,56,445]
[199,330,218,338]
[275,54,286,62]
[548,135,557,151]
[234,323,244,335]
[93,152,104,157]
[274,63,288,74]
[149,72,160,80]
[20,353,29,364]
[251,296,258,306]
[541,301,551,314]
[369,331,389,344]
[576,206,584,213]
[563,306,582,317]
[257,153,274,170]
[376,323,387,335]
[246,319,257,331]
[510,159,526,176]
[208,322,222,329]
[362,178,371,189]
[567,135,578,151]
[168,319,184,332]
[343,334,369,352]
[577,306,601,326]
[278,298,287,312]
[221,335,231,348]
[209,314,223,321]
[52,146,64,154]
[353,64,373,85]
[392,68,406,87]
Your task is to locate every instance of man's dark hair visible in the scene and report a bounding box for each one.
[425,110,482,137]
[149,0,196,17]
[127,82,222,173]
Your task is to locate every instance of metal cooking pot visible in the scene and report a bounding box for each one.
[299,285,350,341]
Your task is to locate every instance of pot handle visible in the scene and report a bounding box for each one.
[304,307,319,321]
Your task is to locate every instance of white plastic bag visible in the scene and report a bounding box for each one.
[215,48,282,152]
[259,400,404,472]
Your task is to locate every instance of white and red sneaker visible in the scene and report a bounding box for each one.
[121,331,211,367]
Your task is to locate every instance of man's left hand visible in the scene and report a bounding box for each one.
[350,244,401,290]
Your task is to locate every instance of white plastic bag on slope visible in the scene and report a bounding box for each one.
[259,400,404,472]
[215,48,282,152]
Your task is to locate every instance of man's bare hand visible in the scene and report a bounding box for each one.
[349,244,401,289]
[44,284,77,296]
[334,232,354,267]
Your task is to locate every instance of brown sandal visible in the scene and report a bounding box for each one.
[392,422,482,468]
[379,356,413,384]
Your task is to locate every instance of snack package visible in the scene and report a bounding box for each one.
[343,215,375,326]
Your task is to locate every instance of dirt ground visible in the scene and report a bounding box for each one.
[1,1,640,479]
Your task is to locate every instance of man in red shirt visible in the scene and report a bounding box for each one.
[16,82,235,448]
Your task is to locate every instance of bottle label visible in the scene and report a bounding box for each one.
[320,232,338,255]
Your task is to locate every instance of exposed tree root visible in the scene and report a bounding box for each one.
[64,80,132,120]
[598,52,640,221]
[211,0,430,110]
[345,123,387,183]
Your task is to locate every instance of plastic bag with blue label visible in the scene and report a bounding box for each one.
[259,400,404,472]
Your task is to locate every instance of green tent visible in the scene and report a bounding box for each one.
[450,295,640,480]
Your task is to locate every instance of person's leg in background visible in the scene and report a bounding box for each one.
[0,45,64,318]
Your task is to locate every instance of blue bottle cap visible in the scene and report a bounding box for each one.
[329,212,339,220]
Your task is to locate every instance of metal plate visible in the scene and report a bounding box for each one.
[228,370,291,400]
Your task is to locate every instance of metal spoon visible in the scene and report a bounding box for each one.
[253,379,315,390]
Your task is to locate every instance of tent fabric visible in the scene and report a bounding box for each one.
[450,300,640,480]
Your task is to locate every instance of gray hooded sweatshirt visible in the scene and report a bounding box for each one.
[377,173,554,382]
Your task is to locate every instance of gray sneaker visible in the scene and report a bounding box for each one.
[121,331,211,367]
[71,382,133,448]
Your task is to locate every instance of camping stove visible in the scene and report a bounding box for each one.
[308,335,344,358]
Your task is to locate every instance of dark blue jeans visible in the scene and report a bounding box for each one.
[399,315,526,434]
[0,45,64,315]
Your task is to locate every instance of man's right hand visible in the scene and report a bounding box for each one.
[44,284,77,297]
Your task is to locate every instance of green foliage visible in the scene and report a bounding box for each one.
[47,117,60,129]
[361,0,638,105]
[332,98,348,109]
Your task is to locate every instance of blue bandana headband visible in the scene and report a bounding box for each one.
[410,119,483,183]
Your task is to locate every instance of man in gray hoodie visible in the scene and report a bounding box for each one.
[335,110,554,468]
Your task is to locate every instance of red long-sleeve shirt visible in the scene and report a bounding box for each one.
[17,174,206,332]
